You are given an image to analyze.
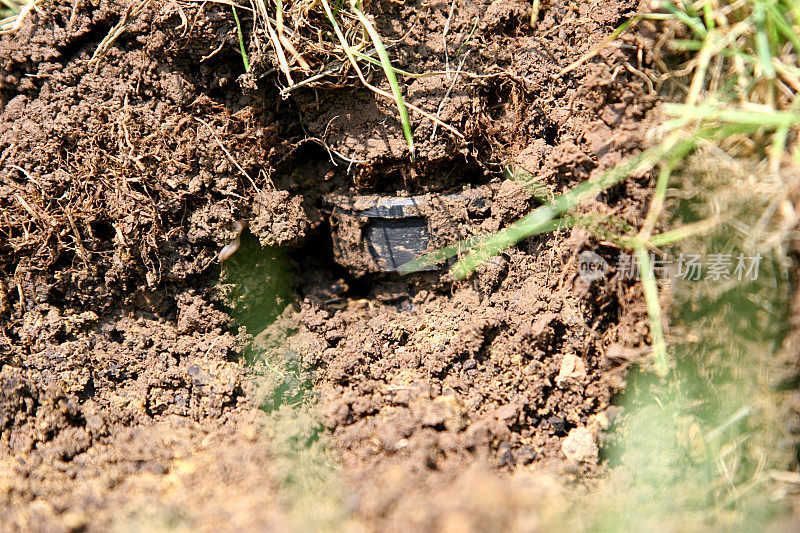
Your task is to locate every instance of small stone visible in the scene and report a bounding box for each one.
[556,354,587,387]
[587,412,610,434]
[561,427,598,462]
[432,395,464,431]
[495,403,519,421]
[412,290,429,304]
[62,510,88,532]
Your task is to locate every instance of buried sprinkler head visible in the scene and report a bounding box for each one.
[322,188,491,275]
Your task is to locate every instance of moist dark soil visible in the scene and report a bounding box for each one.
[1,0,666,530]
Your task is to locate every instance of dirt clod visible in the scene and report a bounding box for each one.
[561,427,599,462]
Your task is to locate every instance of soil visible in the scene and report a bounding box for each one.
[0,0,678,530]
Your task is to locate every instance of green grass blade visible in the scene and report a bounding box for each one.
[398,218,575,275]
[766,3,800,53]
[661,0,707,38]
[351,6,415,158]
[702,0,715,31]
[649,218,720,246]
[771,95,800,164]
[754,3,777,78]
[448,138,693,279]
[631,239,669,376]
[456,14,480,57]
[232,6,250,73]
[275,0,284,30]
[319,0,355,63]
[397,234,497,274]
[663,103,800,126]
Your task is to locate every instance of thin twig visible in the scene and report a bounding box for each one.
[89,0,152,69]
[431,51,469,140]
[442,0,457,79]
[0,0,41,34]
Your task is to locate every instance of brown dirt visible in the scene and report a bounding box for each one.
[0,0,668,530]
